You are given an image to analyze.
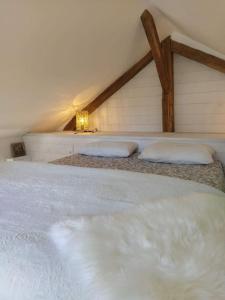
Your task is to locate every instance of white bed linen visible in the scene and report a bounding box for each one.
[0,162,224,300]
[51,193,225,300]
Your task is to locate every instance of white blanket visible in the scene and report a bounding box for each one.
[51,193,225,300]
[0,161,224,300]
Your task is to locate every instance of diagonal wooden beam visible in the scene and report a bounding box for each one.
[161,37,174,132]
[141,9,169,92]
[83,51,153,114]
[171,40,225,74]
[141,9,174,132]
[64,51,153,130]
[82,37,170,116]
[64,116,76,131]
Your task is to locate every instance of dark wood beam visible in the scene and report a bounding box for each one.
[141,9,169,92]
[171,40,225,74]
[141,10,174,132]
[161,37,174,132]
[83,51,153,114]
[64,116,76,131]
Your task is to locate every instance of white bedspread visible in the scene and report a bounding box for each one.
[51,193,225,300]
[0,161,224,300]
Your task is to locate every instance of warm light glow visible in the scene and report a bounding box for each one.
[76,111,89,131]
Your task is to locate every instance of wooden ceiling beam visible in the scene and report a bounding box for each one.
[64,116,76,131]
[141,9,169,92]
[161,37,174,132]
[171,40,225,74]
[83,51,153,114]
[141,9,174,132]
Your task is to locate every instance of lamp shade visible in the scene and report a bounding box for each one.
[76,111,89,131]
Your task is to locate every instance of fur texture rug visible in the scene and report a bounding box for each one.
[50,193,225,300]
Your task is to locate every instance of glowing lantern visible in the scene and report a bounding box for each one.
[76,111,89,131]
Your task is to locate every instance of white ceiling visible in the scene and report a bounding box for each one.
[148,0,225,54]
[0,0,224,137]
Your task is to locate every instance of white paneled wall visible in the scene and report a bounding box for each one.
[174,55,225,132]
[90,55,225,133]
[90,63,162,132]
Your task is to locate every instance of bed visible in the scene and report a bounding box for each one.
[0,161,225,300]
[51,153,225,192]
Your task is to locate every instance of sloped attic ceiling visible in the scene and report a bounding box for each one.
[148,0,225,55]
[0,0,224,137]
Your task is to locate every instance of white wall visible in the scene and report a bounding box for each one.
[90,55,225,133]
[175,56,225,133]
[90,63,162,132]
[0,136,23,161]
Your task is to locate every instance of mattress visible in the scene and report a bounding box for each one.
[51,153,225,191]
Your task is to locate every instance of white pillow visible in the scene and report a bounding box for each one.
[138,142,214,164]
[78,141,138,157]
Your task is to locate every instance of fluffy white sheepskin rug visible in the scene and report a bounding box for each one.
[50,193,225,300]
